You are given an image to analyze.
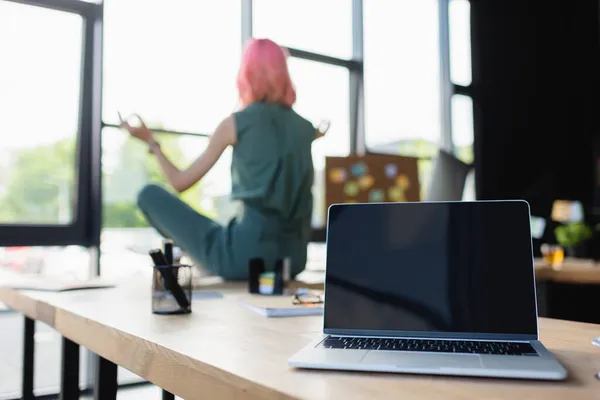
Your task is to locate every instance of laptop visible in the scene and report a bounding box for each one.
[289,201,567,380]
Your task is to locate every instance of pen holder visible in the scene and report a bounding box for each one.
[152,264,192,315]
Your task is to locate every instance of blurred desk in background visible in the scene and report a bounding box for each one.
[535,258,600,284]
[534,258,600,323]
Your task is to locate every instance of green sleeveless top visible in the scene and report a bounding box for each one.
[231,103,315,226]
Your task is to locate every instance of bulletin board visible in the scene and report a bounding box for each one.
[325,154,420,212]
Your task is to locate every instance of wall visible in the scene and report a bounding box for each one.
[471,0,599,221]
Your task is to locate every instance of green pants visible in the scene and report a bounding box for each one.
[137,184,309,280]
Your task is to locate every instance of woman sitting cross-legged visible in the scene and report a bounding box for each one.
[118,38,327,280]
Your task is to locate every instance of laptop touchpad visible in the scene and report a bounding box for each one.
[362,352,483,369]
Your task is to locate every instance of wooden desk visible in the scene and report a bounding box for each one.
[1,283,600,399]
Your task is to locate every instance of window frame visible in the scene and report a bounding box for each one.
[0,0,103,251]
[0,1,103,399]
[99,0,358,244]
[360,0,475,197]
[0,0,475,247]
[443,0,475,164]
[0,2,477,399]
[244,0,364,241]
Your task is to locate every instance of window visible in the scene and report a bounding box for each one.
[0,2,82,225]
[102,0,242,272]
[101,129,236,278]
[251,1,355,229]
[253,0,353,59]
[103,0,241,133]
[0,0,478,397]
[364,0,441,156]
[287,59,350,227]
[0,1,96,396]
[449,0,472,86]
[451,94,474,164]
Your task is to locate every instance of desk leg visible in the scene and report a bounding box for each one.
[162,390,175,400]
[22,317,34,400]
[60,337,80,399]
[94,355,117,400]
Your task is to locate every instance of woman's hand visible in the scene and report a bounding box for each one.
[315,119,330,140]
[118,112,154,144]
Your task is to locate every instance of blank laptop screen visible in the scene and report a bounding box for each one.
[324,201,538,336]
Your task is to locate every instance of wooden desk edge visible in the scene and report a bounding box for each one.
[0,288,299,400]
[3,288,600,399]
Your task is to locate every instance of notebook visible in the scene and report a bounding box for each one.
[239,294,323,317]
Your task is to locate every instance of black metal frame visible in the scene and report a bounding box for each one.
[453,83,472,97]
[94,356,118,400]
[162,390,175,400]
[101,122,211,139]
[60,338,80,400]
[22,317,34,400]
[0,0,103,249]
[446,1,476,169]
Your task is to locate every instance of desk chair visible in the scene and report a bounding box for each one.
[425,150,473,202]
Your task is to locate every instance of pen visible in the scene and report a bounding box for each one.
[149,248,169,266]
[163,240,173,265]
[149,249,190,311]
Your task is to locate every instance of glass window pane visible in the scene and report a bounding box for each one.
[417,159,434,201]
[287,58,350,227]
[364,0,441,153]
[104,59,349,237]
[253,0,352,59]
[451,94,474,164]
[0,3,82,225]
[101,128,236,279]
[103,0,241,133]
[449,0,472,86]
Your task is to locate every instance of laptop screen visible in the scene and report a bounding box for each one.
[324,201,538,337]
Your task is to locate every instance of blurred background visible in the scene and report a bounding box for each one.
[1,0,599,398]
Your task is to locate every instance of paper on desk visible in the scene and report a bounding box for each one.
[239,294,323,317]
[0,276,116,292]
[192,291,223,300]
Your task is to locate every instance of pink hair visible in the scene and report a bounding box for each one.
[237,38,296,108]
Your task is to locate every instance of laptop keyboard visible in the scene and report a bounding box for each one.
[319,336,538,356]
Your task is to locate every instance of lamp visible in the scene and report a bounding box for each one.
[551,200,584,223]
